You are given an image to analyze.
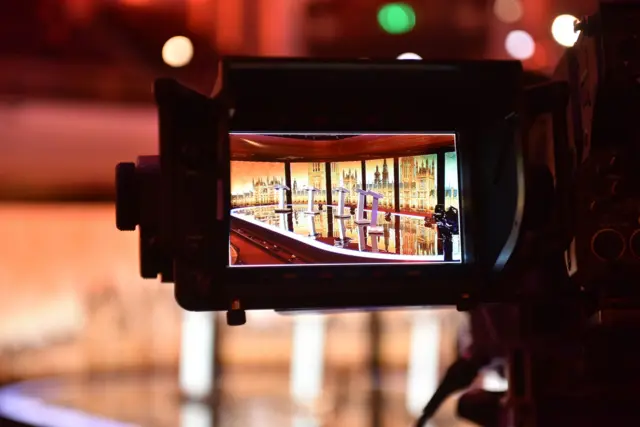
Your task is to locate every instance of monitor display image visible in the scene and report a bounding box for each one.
[231,161,286,208]
[228,133,461,267]
[365,158,394,212]
[444,151,461,257]
[291,163,328,205]
[329,161,363,207]
[399,154,437,216]
[444,152,459,210]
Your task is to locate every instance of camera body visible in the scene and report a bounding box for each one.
[116,59,530,314]
[114,2,640,425]
[115,2,639,320]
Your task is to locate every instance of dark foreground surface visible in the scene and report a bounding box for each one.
[0,369,469,427]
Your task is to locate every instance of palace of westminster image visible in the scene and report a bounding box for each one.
[231,155,459,215]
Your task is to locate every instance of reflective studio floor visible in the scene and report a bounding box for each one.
[0,369,477,427]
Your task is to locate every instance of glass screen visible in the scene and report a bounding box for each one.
[229,133,461,267]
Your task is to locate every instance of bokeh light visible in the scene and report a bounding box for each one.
[552,14,580,47]
[505,30,535,60]
[377,3,416,35]
[162,36,194,68]
[397,52,422,60]
[493,0,523,24]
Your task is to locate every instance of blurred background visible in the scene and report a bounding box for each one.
[0,0,595,426]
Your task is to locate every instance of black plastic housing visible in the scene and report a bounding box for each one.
[154,58,526,311]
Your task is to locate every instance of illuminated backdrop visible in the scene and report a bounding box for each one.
[399,154,437,215]
[231,161,286,208]
[444,152,459,210]
[365,158,394,210]
[291,162,328,204]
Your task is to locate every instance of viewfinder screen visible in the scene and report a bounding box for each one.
[229,133,461,267]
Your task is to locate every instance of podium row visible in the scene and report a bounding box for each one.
[274,183,386,234]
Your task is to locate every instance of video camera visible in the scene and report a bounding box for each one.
[115,0,639,324]
[115,0,639,425]
[116,56,524,322]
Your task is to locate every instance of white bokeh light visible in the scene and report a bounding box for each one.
[493,0,523,24]
[505,30,535,60]
[552,14,580,47]
[162,36,194,68]
[397,52,422,60]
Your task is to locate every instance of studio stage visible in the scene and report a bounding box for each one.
[230,204,447,266]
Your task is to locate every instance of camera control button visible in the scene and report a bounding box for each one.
[591,229,626,262]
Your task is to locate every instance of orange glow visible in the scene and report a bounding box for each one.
[332,162,361,183]
[231,161,285,194]
[0,204,466,382]
[0,204,180,379]
[120,0,151,5]
[290,163,328,193]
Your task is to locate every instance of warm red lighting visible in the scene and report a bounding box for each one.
[120,0,151,5]
[529,42,548,69]
[493,0,523,24]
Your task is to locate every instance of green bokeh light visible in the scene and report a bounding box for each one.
[377,3,416,35]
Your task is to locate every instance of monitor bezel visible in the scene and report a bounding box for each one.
[159,57,524,312]
[203,127,483,312]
